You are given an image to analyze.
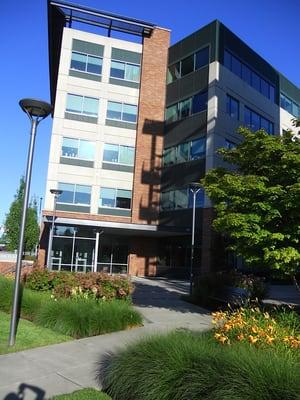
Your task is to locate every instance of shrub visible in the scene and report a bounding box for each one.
[192,270,267,307]
[212,306,300,350]
[100,331,300,400]
[35,298,142,338]
[0,276,142,338]
[23,270,133,300]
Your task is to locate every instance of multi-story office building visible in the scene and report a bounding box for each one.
[39,1,300,277]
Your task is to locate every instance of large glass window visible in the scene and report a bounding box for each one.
[226,95,239,120]
[107,101,137,123]
[99,188,132,209]
[70,52,103,75]
[110,61,140,82]
[280,93,300,117]
[163,137,206,166]
[167,46,209,84]
[103,143,135,165]
[244,106,274,135]
[223,50,275,103]
[66,94,99,117]
[62,137,95,160]
[58,183,91,205]
[161,188,204,211]
[166,91,208,124]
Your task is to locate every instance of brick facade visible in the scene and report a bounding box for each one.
[131,28,170,225]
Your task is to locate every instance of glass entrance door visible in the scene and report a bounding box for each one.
[97,236,128,274]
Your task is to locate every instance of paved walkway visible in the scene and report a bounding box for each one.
[0,278,211,399]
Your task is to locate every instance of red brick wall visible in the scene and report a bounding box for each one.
[128,237,158,276]
[131,28,170,225]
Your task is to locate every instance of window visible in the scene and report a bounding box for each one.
[163,137,206,166]
[165,91,208,124]
[66,94,99,117]
[280,93,300,117]
[58,183,91,205]
[190,138,206,160]
[167,46,209,83]
[181,54,194,77]
[244,107,274,135]
[226,95,239,120]
[107,101,137,123]
[110,61,140,82]
[160,188,204,211]
[103,144,135,165]
[223,50,275,103]
[195,47,209,70]
[100,188,132,209]
[70,52,103,75]
[61,138,95,160]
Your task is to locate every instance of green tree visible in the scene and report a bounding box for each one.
[201,127,300,282]
[4,177,40,252]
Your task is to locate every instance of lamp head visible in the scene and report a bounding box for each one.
[19,98,52,119]
[50,189,63,196]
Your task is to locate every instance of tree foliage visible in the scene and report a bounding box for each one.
[201,127,300,277]
[4,177,40,252]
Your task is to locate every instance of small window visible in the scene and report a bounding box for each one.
[179,98,192,119]
[269,86,275,103]
[195,47,209,70]
[167,62,180,84]
[58,183,91,205]
[226,95,239,120]
[241,64,251,85]
[163,147,177,166]
[251,112,260,131]
[177,142,189,163]
[224,50,232,69]
[100,188,131,209]
[103,144,135,165]
[231,56,242,77]
[175,189,188,209]
[260,79,269,98]
[251,72,261,92]
[165,104,178,124]
[62,138,95,160]
[66,94,99,117]
[192,91,207,114]
[107,101,137,123]
[110,60,140,82]
[181,54,194,77]
[190,138,206,160]
[244,107,251,128]
[70,52,102,75]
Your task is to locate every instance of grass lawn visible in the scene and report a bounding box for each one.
[0,311,72,354]
[51,388,111,399]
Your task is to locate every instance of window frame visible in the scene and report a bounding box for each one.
[99,187,132,210]
[226,94,240,120]
[103,143,135,166]
[66,94,99,117]
[70,51,103,76]
[163,137,206,166]
[244,106,274,135]
[110,59,141,83]
[61,137,95,161]
[57,183,91,206]
[106,101,138,124]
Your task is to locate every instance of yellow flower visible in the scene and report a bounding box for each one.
[251,326,258,334]
[248,335,259,344]
[266,335,275,344]
[237,334,244,341]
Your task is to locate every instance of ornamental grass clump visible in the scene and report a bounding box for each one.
[212,306,300,350]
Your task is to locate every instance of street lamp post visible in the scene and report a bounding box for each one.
[9,99,52,346]
[46,189,63,269]
[189,182,202,296]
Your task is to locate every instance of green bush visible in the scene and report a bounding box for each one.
[0,276,142,338]
[100,331,300,400]
[24,270,133,300]
[35,298,142,338]
[191,270,267,307]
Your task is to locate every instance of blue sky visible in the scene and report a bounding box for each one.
[0,0,299,227]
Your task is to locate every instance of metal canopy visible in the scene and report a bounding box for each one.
[49,0,155,37]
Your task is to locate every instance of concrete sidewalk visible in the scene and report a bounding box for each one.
[0,278,211,399]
